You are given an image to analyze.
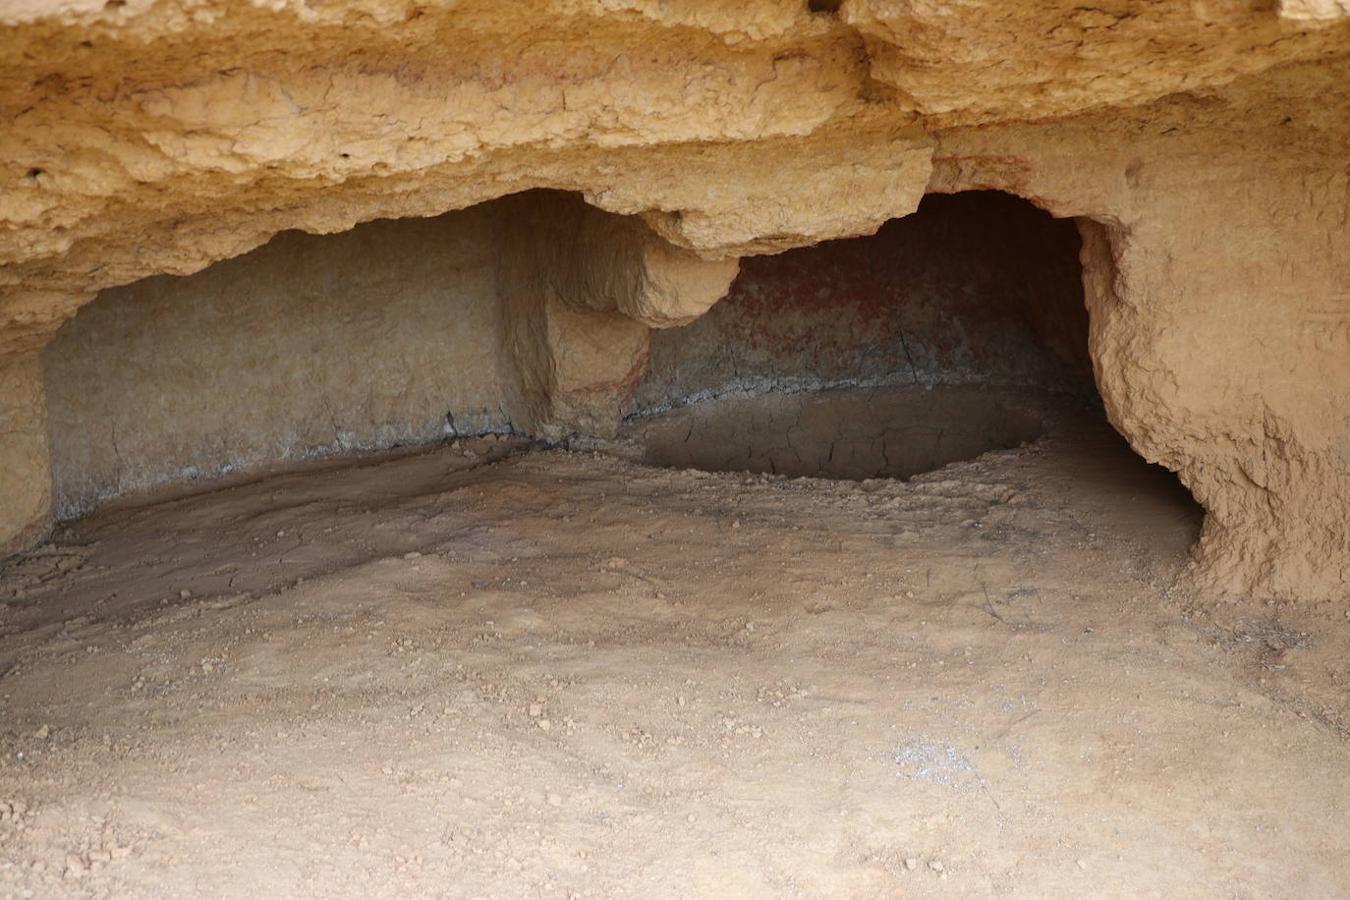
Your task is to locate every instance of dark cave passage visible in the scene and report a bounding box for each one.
[628,190,1201,535]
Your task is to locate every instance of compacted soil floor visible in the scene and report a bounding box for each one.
[1,416,1348,898]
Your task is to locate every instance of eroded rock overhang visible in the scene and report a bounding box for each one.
[0,0,1347,601]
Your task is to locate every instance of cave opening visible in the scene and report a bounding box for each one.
[628,191,1201,529]
[33,188,1200,554]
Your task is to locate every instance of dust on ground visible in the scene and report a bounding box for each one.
[1,417,1348,897]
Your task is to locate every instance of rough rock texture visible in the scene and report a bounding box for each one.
[0,351,50,556]
[924,105,1350,601]
[36,190,737,515]
[495,192,740,437]
[499,193,740,331]
[0,1,1347,599]
[500,287,650,441]
[635,191,1091,412]
[43,207,511,517]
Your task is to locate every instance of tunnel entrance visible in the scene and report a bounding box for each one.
[626,191,1172,487]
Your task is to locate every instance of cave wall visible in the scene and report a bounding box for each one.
[0,351,49,557]
[927,100,1350,601]
[634,192,1091,412]
[38,190,740,517]
[0,3,1346,600]
[43,207,511,517]
[495,191,738,439]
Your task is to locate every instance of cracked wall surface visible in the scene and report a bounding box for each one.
[0,0,1348,600]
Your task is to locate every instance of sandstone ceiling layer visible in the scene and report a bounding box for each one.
[1,0,1348,601]
[1,0,1347,342]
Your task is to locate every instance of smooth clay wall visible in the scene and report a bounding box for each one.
[633,191,1093,412]
[44,206,511,519]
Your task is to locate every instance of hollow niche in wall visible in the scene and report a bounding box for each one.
[42,204,515,520]
[39,188,1199,548]
[627,191,1194,507]
[38,188,732,522]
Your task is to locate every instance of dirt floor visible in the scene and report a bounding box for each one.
[1,400,1349,898]
[628,385,1050,481]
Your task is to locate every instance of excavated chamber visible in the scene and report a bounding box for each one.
[627,192,1186,491]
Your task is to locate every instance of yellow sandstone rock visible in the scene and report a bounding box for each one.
[0,1,1345,599]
